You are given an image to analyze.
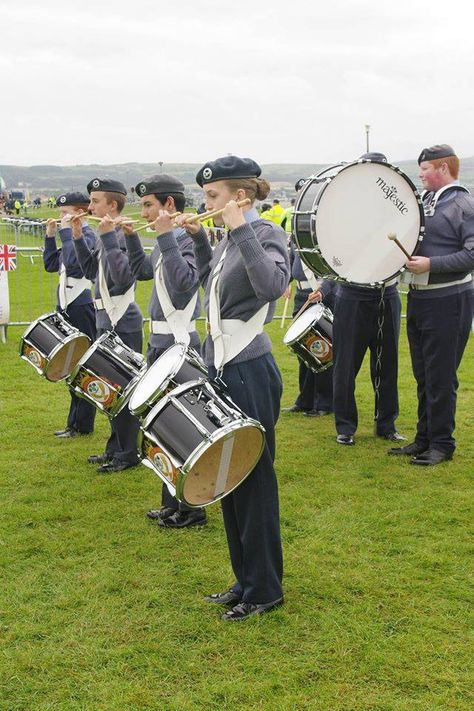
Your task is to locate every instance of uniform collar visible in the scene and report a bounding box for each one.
[244,207,260,224]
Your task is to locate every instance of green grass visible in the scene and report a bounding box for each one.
[0,215,473,711]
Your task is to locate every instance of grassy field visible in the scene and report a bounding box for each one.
[0,216,473,711]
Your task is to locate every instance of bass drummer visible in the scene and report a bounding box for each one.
[72,178,143,473]
[309,153,406,446]
[123,174,206,529]
[177,155,290,621]
[389,144,474,465]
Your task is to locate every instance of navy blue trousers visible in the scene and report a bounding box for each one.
[333,294,401,436]
[407,289,473,454]
[292,290,334,412]
[146,343,203,514]
[97,328,143,464]
[209,353,283,605]
[62,302,97,433]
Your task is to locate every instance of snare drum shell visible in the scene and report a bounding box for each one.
[19,312,91,382]
[67,333,146,417]
[284,305,333,373]
[139,383,265,507]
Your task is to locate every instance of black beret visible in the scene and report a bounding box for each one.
[135,174,185,198]
[56,192,90,207]
[295,177,307,192]
[86,178,127,195]
[417,144,456,165]
[196,155,261,187]
[359,152,387,162]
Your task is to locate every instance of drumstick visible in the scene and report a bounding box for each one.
[183,198,251,224]
[292,296,315,324]
[280,287,291,328]
[387,233,411,260]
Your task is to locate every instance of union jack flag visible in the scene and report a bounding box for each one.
[0,245,16,271]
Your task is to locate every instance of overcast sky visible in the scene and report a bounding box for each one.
[1,0,473,167]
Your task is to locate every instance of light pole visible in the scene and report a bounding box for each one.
[365,124,370,153]
[159,161,163,173]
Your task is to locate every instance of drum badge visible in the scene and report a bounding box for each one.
[76,371,117,409]
[203,167,212,180]
[26,348,43,368]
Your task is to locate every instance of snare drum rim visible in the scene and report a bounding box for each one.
[178,417,266,508]
[283,303,328,346]
[129,342,189,416]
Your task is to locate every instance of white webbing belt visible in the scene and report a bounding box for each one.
[150,320,196,335]
[409,274,472,291]
[208,245,269,371]
[154,256,198,346]
[97,254,135,327]
[59,265,91,309]
[301,262,320,291]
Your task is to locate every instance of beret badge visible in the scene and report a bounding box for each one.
[92,179,100,189]
[59,196,66,204]
[203,167,213,180]
[139,184,146,195]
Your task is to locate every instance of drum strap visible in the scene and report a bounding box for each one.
[301,262,321,291]
[208,246,269,373]
[98,253,135,327]
[154,256,198,347]
[58,264,92,310]
[373,283,386,431]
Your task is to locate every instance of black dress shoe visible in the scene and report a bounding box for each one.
[157,509,207,528]
[336,434,354,445]
[410,448,453,466]
[221,598,284,621]
[88,453,112,465]
[378,431,407,442]
[282,405,307,413]
[55,428,89,438]
[388,441,427,456]
[146,506,176,521]
[97,459,139,474]
[303,409,332,417]
[204,589,241,605]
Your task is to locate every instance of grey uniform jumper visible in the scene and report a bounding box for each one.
[125,227,201,352]
[74,227,143,332]
[193,210,289,367]
[192,208,290,604]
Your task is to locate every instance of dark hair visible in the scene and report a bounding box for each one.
[273,199,280,204]
[153,192,186,213]
[104,191,126,213]
[261,203,271,211]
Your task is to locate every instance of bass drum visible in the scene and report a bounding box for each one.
[293,159,425,286]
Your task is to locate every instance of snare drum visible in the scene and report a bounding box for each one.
[284,303,333,373]
[129,343,208,418]
[19,311,91,382]
[293,160,424,286]
[139,381,266,507]
[67,332,146,417]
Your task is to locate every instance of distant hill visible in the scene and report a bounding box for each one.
[2,159,474,198]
